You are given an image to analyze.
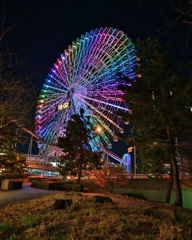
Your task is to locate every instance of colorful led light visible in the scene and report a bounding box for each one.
[35,27,136,154]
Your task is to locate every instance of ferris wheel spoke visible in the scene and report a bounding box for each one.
[60,54,71,87]
[75,33,118,85]
[76,93,127,111]
[42,83,68,93]
[48,71,69,91]
[36,27,136,154]
[75,94,120,129]
[77,35,132,87]
[92,115,114,137]
[91,116,112,144]
[75,28,109,83]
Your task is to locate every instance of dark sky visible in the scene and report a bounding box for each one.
[3,0,191,75]
[1,0,191,159]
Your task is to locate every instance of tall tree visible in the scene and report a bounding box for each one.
[57,109,102,184]
[139,0,192,53]
[0,3,39,170]
[0,2,38,130]
[0,4,39,135]
[118,39,192,206]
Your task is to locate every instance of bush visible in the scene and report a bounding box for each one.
[0,173,29,188]
[31,180,83,191]
[92,165,128,193]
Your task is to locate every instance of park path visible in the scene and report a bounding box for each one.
[80,192,157,208]
[0,183,65,208]
[0,182,157,208]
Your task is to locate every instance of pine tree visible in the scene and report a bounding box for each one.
[117,39,192,206]
[57,109,102,184]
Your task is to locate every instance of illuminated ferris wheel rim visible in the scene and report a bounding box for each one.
[35,27,136,154]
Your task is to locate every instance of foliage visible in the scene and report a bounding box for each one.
[92,165,128,193]
[0,123,27,173]
[0,36,38,132]
[140,0,192,53]
[117,39,192,206]
[0,173,28,187]
[57,110,102,184]
[1,193,192,240]
[0,3,39,160]
[0,173,28,180]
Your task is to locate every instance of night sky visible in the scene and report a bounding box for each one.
[1,0,191,160]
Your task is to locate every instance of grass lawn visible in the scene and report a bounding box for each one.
[0,192,192,240]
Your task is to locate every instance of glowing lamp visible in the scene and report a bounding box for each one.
[96,126,102,133]
[113,136,118,142]
[119,128,124,134]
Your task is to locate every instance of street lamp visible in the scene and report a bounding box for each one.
[127,146,136,176]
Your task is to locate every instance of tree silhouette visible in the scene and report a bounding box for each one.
[117,39,192,206]
[57,110,102,184]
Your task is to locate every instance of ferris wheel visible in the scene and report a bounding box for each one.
[35,27,136,155]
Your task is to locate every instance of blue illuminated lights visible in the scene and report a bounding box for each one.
[35,27,136,154]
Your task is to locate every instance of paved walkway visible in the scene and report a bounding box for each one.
[0,183,157,208]
[0,183,65,208]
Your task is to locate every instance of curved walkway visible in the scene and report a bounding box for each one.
[0,183,157,208]
[80,192,157,208]
[0,183,65,208]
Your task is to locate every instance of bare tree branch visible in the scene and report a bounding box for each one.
[0,1,24,43]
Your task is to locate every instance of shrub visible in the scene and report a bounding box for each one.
[92,165,128,193]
